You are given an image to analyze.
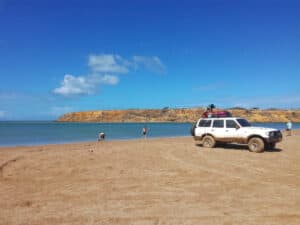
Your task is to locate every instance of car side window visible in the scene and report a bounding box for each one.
[226,120,238,128]
[198,119,212,127]
[213,120,224,128]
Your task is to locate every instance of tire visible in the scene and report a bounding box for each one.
[190,124,196,136]
[266,143,276,150]
[202,135,216,148]
[248,137,265,153]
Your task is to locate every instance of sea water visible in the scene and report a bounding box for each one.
[0,121,299,147]
[0,121,192,147]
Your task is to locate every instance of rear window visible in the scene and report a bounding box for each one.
[198,119,212,127]
[213,120,224,128]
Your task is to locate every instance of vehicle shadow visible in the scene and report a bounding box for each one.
[195,143,282,152]
[265,148,282,153]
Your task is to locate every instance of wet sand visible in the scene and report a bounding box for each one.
[1,131,300,225]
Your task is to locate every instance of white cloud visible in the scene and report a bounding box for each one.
[53,74,119,96]
[88,54,166,74]
[89,54,129,73]
[133,56,166,74]
[97,74,119,85]
[53,54,166,97]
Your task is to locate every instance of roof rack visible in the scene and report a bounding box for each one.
[202,110,232,118]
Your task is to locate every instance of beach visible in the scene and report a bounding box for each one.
[1,131,300,225]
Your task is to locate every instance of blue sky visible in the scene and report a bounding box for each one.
[0,0,299,120]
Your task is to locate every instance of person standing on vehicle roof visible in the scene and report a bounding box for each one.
[203,104,215,118]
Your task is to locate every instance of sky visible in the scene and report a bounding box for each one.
[0,0,299,120]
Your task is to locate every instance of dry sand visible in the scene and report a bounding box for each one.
[1,131,300,225]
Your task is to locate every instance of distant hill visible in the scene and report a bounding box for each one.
[57,108,300,123]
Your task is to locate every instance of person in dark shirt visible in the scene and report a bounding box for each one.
[142,126,147,139]
[98,132,105,141]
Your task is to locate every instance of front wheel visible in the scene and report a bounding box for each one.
[202,135,216,148]
[248,137,265,153]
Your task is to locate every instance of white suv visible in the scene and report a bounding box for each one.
[191,117,282,153]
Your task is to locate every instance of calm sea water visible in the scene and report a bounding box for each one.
[0,121,299,147]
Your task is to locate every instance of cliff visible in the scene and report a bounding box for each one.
[57,108,300,123]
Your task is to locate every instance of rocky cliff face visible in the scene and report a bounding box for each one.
[57,108,300,123]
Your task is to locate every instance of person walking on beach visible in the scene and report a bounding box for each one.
[286,120,292,136]
[98,132,105,141]
[142,126,147,139]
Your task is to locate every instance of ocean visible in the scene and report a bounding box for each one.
[0,121,299,147]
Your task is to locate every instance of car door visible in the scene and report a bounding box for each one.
[224,119,242,141]
[211,119,225,140]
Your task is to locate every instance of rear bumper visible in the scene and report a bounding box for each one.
[193,136,202,141]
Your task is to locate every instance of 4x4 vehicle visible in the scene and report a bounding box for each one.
[191,117,282,153]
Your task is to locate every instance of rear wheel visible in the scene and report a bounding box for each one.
[190,124,196,136]
[248,137,265,153]
[202,135,216,148]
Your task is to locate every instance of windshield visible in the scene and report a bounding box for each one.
[237,119,251,127]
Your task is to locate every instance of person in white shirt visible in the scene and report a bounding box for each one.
[286,120,292,136]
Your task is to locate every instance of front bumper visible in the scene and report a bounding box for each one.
[264,131,282,143]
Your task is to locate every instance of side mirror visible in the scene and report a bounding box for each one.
[235,125,240,130]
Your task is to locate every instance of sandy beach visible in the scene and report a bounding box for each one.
[1,131,300,225]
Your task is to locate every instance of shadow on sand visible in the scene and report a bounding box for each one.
[196,143,282,153]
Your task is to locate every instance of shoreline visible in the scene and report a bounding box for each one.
[0,135,191,149]
[1,129,299,149]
